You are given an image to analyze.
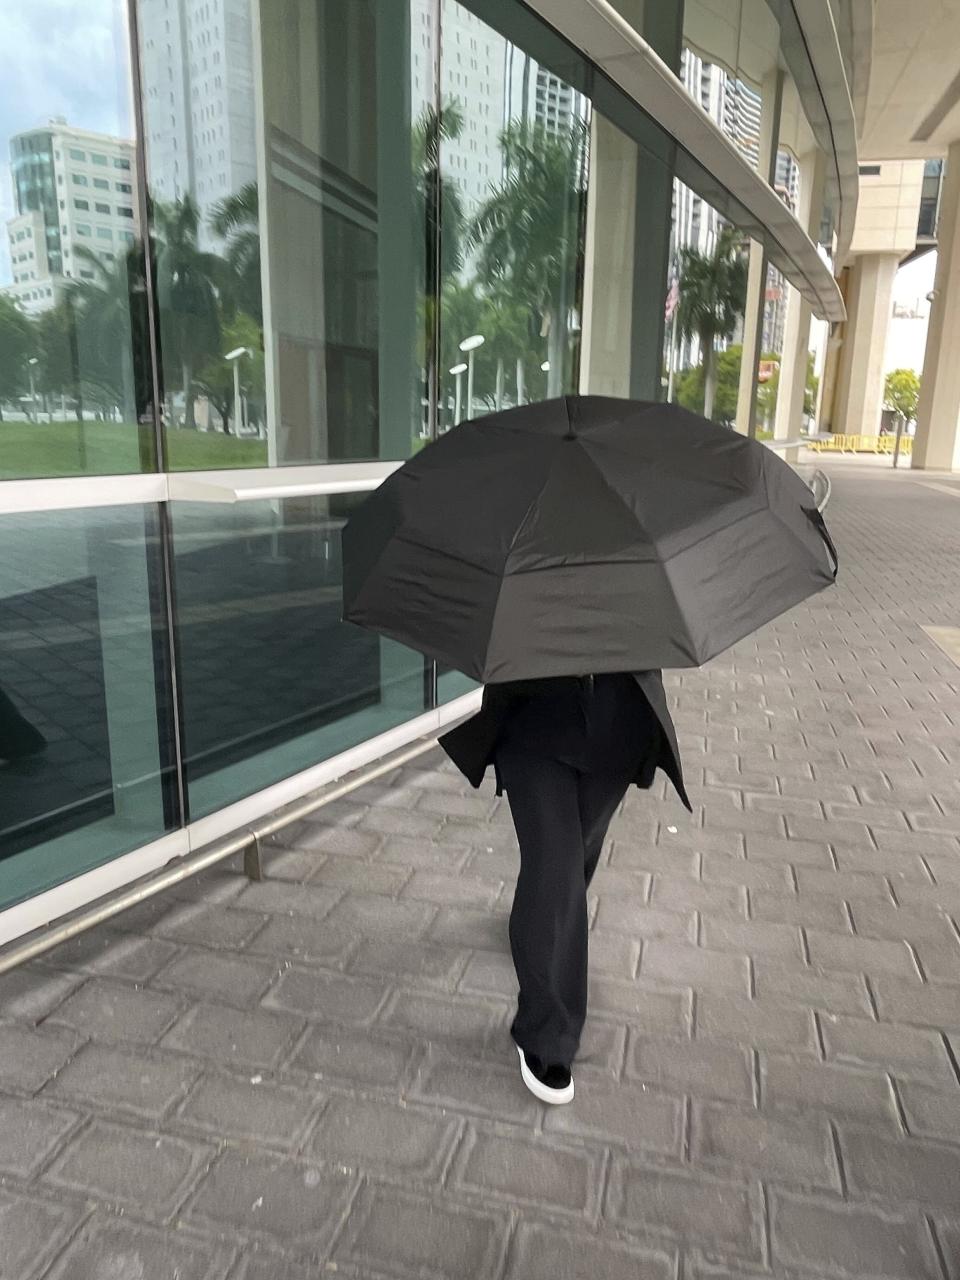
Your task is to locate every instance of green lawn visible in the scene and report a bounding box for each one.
[0,420,268,479]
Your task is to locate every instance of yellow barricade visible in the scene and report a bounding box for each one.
[808,433,913,455]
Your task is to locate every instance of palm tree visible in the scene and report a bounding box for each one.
[676,225,747,420]
[210,181,262,325]
[154,196,224,428]
[471,118,588,398]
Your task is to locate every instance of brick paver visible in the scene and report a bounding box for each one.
[1,464,959,1277]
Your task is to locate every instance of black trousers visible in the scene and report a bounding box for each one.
[496,742,634,1067]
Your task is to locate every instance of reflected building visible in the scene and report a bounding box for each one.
[424,1,587,232]
[669,46,763,374]
[137,0,257,246]
[2,120,137,316]
[433,1,508,217]
[674,47,763,258]
[775,149,801,215]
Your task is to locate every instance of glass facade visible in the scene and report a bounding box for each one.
[0,0,842,925]
[670,0,838,437]
[0,506,177,911]
[0,0,152,481]
[171,495,428,818]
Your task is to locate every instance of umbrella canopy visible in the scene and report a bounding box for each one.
[342,395,837,683]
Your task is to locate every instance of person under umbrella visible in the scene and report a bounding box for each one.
[343,395,837,1105]
[439,668,689,1103]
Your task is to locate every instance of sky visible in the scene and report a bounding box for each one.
[885,249,937,376]
[0,0,134,285]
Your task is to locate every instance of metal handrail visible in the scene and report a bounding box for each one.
[810,468,832,512]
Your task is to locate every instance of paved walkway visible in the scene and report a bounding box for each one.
[1,465,960,1280]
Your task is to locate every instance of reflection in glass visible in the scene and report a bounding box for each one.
[0,506,177,910]
[918,160,943,240]
[140,0,431,468]
[666,199,748,423]
[0,4,155,479]
[171,495,428,818]
[437,1,590,426]
[680,2,761,173]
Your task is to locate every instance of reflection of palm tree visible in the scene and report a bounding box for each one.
[211,181,262,325]
[471,119,587,398]
[154,196,224,428]
[415,101,467,416]
[676,226,747,420]
[438,280,484,427]
[414,100,466,285]
[69,245,139,422]
[480,287,534,410]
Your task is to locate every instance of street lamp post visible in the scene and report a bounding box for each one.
[224,346,251,435]
[450,363,467,427]
[27,357,39,423]
[458,334,484,421]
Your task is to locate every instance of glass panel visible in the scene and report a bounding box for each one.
[140,0,432,469]
[580,98,676,401]
[436,0,591,427]
[0,506,177,911]
[437,666,478,705]
[682,1,752,168]
[583,71,750,418]
[170,494,428,818]
[918,160,943,239]
[0,2,157,480]
[754,258,787,437]
[680,0,784,179]
[665,188,748,424]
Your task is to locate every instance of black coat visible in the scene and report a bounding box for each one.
[438,670,691,811]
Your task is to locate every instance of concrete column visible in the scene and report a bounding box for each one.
[832,251,899,437]
[580,116,638,397]
[579,0,681,400]
[579,107,674,402]
[735,242,768,434]
[913,140,960,471]
[735,69,784,435]
[816,287,846,434]
[774,148,826,459]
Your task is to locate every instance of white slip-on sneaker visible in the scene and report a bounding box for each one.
[517,1044,575,1105]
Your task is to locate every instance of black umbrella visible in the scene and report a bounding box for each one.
[342,395,837,682]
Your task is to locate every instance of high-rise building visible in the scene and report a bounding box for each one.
[137,0,257,245]
[2,120,137,316]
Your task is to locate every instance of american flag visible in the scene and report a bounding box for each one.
[664,277,680,324]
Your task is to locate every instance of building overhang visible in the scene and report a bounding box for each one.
[525,0,846,321]
[859,0,960,160]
